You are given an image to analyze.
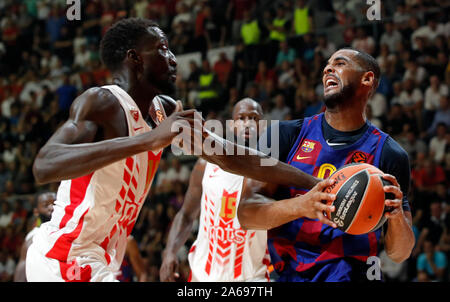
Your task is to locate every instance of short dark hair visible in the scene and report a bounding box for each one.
[341,47,381,87]
[100,18,159,71]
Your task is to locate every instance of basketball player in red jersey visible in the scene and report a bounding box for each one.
[238,48,415,281]
[27,18,325,282]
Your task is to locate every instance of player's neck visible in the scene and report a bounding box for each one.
[324,107,366,132]
[113,71,158,116]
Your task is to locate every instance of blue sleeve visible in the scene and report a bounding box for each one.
[379,136,411,212]
[257,119,303,163]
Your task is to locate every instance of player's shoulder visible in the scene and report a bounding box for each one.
[268,118,304,140]
[381,135,410,162]
[277,119,304,131]
[70,86,121,121]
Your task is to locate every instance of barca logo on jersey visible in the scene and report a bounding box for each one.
[292,139,321,166]
[301,140,316,153]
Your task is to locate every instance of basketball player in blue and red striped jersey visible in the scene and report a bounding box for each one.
[238,48,415,282]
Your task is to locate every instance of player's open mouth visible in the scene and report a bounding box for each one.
[324,76,340,92]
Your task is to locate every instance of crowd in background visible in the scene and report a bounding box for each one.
[0,0,449,282]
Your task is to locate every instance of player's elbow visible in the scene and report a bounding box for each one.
[237,204,253,231]
[32,150,54,185]
[33,160,49,185]
[387,242,414,264]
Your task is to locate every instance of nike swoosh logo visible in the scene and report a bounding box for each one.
[296,156,311,160]
[209,175,218,178]
[133,127,144,131]
[326,139,347,146]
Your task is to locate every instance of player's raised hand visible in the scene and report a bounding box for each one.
[295,178,338,228]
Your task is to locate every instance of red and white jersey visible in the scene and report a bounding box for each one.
[188,162,271,282]
[31,85,162,280]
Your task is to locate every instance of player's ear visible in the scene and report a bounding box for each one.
[361,71,375,90]
[126,49,143,70]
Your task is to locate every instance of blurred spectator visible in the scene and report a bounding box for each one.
[385,103,414,138]
[165,158,191,187]
[292,0,314,36]
[416,239,447,282]
[397,78,423,129]
[73,44,91,70]
[254,61,277,87]
[240,10,261,47]
[197,59,221,116]
[0,203,13,228]
[276,41,296,68]
[314,34,335,60]
[0,249,15,282]
[427,95,450,136]
[172,2,192,30]
[213,52,233,87]
[267,94,291,121]
[55,74,78,117]
[424,75,449,129]
[368,92,387,121]
[398,129,428,161]
[304,89,323,117]
[53,26,73,65]
[412,18,446,49]
[412,159,446,206]
[380,22,403,53]
[227,0,257,43]
[366,104,383,129]
[351,27,375,56]
[403,60,427,86]
[429,123,448,164]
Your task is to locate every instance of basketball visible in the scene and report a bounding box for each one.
[148,95,177,128]
[323,163,393,235]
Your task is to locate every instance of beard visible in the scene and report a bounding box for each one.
[323,82,357,109]
[147,72,177,96]
[39,213,51,224]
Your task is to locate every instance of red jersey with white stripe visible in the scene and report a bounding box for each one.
[188,163,270,282]
[29,85,161,281]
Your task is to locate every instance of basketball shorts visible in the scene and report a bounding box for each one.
[26,242,119,282]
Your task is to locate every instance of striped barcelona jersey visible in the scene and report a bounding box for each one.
[268,113,389,281]
[31,85,161,281]
[188,162,271,282]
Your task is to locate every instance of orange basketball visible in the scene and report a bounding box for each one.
[323,163,392,235]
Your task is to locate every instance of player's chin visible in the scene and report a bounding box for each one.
[159,80,176,96]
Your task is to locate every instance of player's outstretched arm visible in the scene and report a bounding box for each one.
[160,158,206,282]
[238,178,337,230]
[199,134,319,190]
[33,88,195,184]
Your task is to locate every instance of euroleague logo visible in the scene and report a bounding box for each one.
[350,151,368,163]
